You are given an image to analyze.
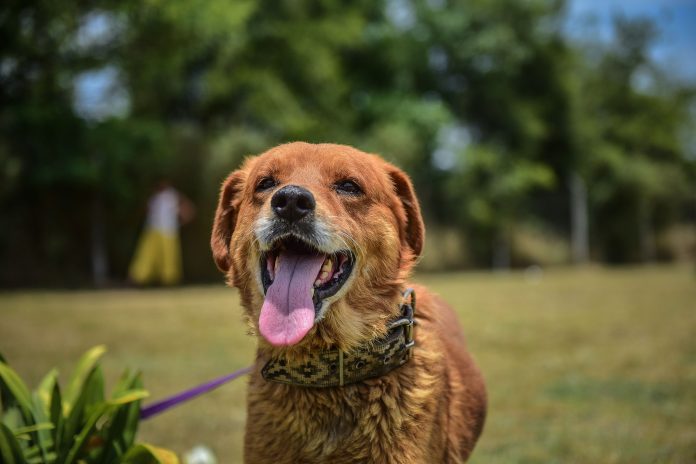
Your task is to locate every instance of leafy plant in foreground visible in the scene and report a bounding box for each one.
[0,346,178,464]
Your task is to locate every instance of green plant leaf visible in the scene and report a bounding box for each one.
[1,407,22,430]
[0,422,27,464]
[59,366,102,463]
[27,451,56,464]
[30,393,54,462]
[111,368,134,397]
[122,443,180,464]
[11,423,54,436]
[63,345,106,414]
[0,352,12,412]
[121,372,145,448]
[82,366,106,418]
[63,403,111,464]
[35,369,58,417]
[22,444,41,458]
[49,381,63,457]
[97,372,145,463]
[2,348,176,464]
[0,362,35,425]
[108,389,149,406]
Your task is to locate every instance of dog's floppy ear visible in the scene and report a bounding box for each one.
[386,164,425,261]
[211,169,247,272]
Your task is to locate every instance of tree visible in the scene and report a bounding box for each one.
[584,16,695,262]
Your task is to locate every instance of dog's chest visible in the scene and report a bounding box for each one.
[245,378,433,464]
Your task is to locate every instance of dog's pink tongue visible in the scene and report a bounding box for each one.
[259,252,325,346]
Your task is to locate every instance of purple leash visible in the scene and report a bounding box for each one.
[140,365,253,420]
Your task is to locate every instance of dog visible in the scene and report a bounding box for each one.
[211,142,486,463]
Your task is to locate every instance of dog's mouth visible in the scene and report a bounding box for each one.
[258,235,355,347]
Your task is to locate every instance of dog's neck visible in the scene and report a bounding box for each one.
[259,289,416,388]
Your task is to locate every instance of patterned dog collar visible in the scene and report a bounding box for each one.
[261,289,416,388]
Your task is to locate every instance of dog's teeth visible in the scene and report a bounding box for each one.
[311,287,315,296]
[321,257,333,273]
[314,278,321,286]
[274,255,280,272]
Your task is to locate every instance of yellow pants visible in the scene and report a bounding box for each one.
[128,229,182,285]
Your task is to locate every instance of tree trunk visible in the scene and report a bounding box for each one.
[569,171,590,264]
[492,227,511,270]
[91,189,109,287]
[638,202,656,263]
[90,150,108,287]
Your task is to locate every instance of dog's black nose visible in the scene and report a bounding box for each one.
[271,185,315,223]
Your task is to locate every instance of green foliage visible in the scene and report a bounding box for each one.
[1,0,695,281]
[577,17,696,262]
[450,145,555,228]
[0,346,178,464]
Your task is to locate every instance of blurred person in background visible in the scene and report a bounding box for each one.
[128,179,196,286]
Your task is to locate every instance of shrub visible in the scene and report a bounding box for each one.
[0,346,178,464]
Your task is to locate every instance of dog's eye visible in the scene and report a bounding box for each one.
[334,180,363,195]
[256,177,277,192]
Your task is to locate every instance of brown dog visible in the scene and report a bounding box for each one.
[211,142,486,463]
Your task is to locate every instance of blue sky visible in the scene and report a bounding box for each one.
[565,0,696,81]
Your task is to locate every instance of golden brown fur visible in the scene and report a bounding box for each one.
[211,142,486,463]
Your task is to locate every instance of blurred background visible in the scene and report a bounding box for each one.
[2,0,696,462]
[1,0,695,286]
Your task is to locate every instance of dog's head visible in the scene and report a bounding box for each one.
[211,142,424,353]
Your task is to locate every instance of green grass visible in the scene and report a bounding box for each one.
[1,266,695,463]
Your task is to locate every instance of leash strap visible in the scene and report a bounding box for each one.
[140,365,253,420]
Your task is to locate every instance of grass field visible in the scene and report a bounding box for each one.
[1,266,695,463]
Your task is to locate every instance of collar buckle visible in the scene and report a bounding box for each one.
[388,288,416,360]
